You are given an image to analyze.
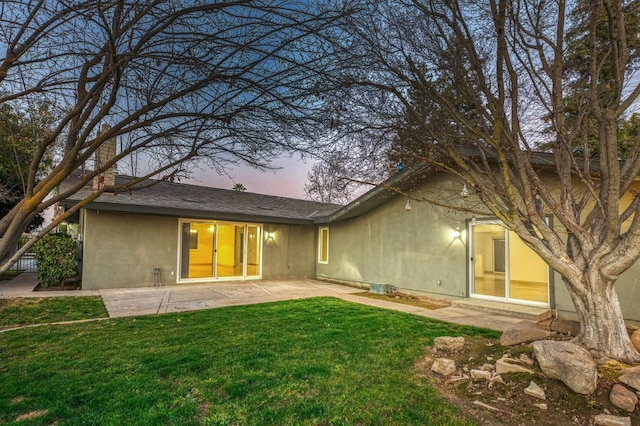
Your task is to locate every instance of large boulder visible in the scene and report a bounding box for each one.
[532,340,598,394]
[500,320,548,346]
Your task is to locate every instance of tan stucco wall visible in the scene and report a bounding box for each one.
[316,178,468,301]
[81,210,316,289]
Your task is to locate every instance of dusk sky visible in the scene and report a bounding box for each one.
[190,156,314,200]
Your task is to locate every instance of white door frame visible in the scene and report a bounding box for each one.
[468,219,549,307]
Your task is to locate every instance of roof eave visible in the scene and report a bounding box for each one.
[60,199,317,225]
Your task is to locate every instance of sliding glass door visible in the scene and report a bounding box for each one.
[470,221,549,305]
[179,220,261,281]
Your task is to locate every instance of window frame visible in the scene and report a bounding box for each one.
[318,226,329,264]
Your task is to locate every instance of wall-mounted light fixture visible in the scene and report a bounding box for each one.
[265,231,275,241]
[452,227,461,240]
[460,183,470,198]
[405,200,411,211]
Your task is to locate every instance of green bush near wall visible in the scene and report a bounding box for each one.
[33,233,77,288]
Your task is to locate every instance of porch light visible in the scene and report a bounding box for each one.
[265,231,275,241]
[452,227,461,239]
[405,200,411,211]
[460,183,470,198]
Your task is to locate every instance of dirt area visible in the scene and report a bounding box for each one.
[415,335,639,425]
[354,291,451,310]
[358,291,639,425]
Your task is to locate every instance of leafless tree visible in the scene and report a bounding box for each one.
[304,139,389,204]
[305,155,353,204]
[0,0,346,271]
[328,0,640,362]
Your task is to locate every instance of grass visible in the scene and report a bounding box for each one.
[0,297,108,328]
[0,297,499,425]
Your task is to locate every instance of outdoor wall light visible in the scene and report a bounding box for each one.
[265,231,276,241]
[460,183,470,198]
[452,227,461,240]
[405,200,412,211]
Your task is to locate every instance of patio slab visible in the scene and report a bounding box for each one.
[0,274,533,332]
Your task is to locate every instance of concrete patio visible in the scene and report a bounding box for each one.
[0,273,533,332]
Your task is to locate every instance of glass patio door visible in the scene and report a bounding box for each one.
[470,221,549,305]
[180,220,261,281]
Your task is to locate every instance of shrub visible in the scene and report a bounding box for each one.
[33,233,77,288]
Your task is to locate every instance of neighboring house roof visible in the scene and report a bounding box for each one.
[59,173,343,225]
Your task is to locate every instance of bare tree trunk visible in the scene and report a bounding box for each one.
[564,271,640,363]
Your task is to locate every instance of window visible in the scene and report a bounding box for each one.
[318,227,329,264]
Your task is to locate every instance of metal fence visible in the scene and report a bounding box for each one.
[7,252,38,273]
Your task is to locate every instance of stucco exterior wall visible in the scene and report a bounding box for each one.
[81,210,179,289]
[262,224,316,279]
[316,178,468,301]
[316,173,640,323]
[554,264,640,324]
[80,210,317,289]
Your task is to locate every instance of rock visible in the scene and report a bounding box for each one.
[631,329,640,352]
[480,363,495,372]
[619,369,640,392]
[488,374,505,388]
[433,336,465,352]
[609,384,638,413]
[519,353,534,366]
[620,365,640,375]
[524,381,546,400]
[472,400,509,414]
[593,413,631,426]
[550,318,581,336]
[431,358,456,376]
[533,403,548,410]
[448,375,468,383]
[495,358,535,375]
[470,369,492,381]
[500,320,548,346]
[532,340,598,394]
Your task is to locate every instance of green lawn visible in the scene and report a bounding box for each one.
[0,297,498,425]
[0,297,108,328]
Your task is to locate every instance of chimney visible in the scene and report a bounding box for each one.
[93,123,117,190]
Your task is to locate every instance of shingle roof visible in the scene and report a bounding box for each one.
[60,174,343,225]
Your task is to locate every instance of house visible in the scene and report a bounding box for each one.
[59,160,640,324]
